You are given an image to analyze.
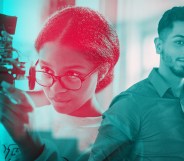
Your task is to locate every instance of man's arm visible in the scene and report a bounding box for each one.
[88,93,140,161]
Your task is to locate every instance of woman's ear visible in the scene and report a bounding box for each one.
[98,64,110,82]
[154,37,163,55]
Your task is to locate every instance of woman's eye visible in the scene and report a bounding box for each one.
[66,71,81,77]
[41,67,53,73]
[68,75,78,79]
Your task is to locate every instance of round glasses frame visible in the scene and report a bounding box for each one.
[35,66,99,90]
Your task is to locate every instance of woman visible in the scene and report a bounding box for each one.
[0,6,119,161]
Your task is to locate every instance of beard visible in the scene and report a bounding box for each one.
[161,51,184,78]
[170,66,184,78]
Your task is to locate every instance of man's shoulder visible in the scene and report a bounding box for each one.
[109,77,158,109]
[125,77,158,97]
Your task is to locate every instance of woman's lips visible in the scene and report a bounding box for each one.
[49,93,71,103]
[50,96,71,103]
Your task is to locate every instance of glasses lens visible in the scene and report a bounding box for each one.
[36,71,53,87]
[61,75,82,90]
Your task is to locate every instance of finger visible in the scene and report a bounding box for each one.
[1,116,26,142]
[0,83,21,104]
[0,92,30,123]
[1,96,33,113]
[0,102,29,124]
[1,81,18,94]
[2,106,29,124]
[1,81,34,112]
[1,111,29,126]
[1,109,25,130]
[11,103,32,115]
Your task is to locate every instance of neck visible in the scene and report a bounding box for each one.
[69,95,102,117]
[158,66,184,97]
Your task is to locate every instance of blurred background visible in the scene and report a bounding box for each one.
[0,0,184,110]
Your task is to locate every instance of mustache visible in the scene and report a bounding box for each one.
[176,57,184,61]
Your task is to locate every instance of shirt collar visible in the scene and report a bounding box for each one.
[148,68,171,97]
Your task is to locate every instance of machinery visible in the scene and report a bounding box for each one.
[0,13,26,85]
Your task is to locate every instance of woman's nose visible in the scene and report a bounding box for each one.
[50,78,68,93]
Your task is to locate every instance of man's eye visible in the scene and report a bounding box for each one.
[175,40,184,45]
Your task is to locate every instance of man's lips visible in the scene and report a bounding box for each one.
[177,58,184,62]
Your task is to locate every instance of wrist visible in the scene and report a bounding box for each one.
[18,131,44,160]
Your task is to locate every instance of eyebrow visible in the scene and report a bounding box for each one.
[39,60,86,70]
[173,35,184,38]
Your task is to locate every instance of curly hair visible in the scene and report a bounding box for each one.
[35,6,120,93]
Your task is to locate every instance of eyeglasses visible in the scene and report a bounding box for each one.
[35,67,98,90]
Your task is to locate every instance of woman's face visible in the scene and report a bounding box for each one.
[38,42,98,115]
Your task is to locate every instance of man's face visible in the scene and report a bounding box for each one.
[159,21,184,78]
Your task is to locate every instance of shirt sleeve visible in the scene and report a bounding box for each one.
[35,139,66,161]
[88,93,141,161]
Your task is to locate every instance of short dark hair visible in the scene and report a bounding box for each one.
[158,6,184,38]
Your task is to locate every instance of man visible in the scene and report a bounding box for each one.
[89,6,184,161]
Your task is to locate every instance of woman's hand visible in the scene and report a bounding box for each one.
[0,81,33,141]
[0,81,44,160]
